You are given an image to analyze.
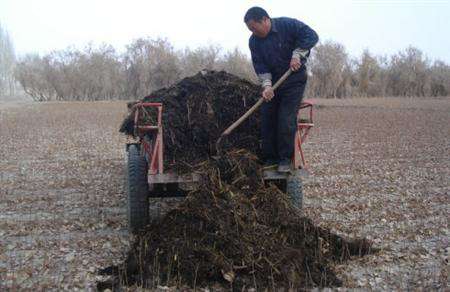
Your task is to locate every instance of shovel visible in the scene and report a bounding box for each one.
[215,68,292,154]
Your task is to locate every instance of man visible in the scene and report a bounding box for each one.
[244,7,318,172]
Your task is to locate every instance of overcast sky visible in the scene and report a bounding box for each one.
[1,0,450,62]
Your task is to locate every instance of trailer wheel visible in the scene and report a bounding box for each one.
[127,144,149,233]
[286,173,303,210]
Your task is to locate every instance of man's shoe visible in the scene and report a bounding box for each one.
[277,160,291,173]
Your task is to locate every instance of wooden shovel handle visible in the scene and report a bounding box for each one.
[221,69,292,136]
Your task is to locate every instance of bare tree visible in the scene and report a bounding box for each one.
[387,46,430,97]
[124,38,180,98]
[355,50,388,97]
[179,44,221,76]
[428,60,450,97]
[0,22,16,96]
[308,41,350,98]
[15,54,53,101]
[218,47,257,82]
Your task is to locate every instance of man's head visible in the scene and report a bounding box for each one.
[244,7,271,38]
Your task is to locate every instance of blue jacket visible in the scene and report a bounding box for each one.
[249,17,318,83]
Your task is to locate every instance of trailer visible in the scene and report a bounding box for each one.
[125,101,314,233]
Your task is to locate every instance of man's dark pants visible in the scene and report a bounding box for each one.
[261,70,307,164]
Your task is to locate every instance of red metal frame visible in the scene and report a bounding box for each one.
[132,102,164,175]
[293,100,314,169]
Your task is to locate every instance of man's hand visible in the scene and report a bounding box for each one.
[262,86,274,102]
[290,58,301,71]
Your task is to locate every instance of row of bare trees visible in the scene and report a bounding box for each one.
[13,38,450,101]
[14,39,256,101]
[307,42,450,98]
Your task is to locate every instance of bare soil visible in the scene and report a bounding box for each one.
[0,97,449,290]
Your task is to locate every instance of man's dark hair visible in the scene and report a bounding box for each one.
[244,7,270,23]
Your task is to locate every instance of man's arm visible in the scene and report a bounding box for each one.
[287,18,319,66]
[249,39,272,88]
[290,18,319,52]
[249,39,275,101]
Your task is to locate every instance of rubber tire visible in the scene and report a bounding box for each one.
[286,173,303,210]
[127,145,149,234]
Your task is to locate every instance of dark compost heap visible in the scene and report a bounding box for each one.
[105,71,374,290]
[120,70,262,171]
